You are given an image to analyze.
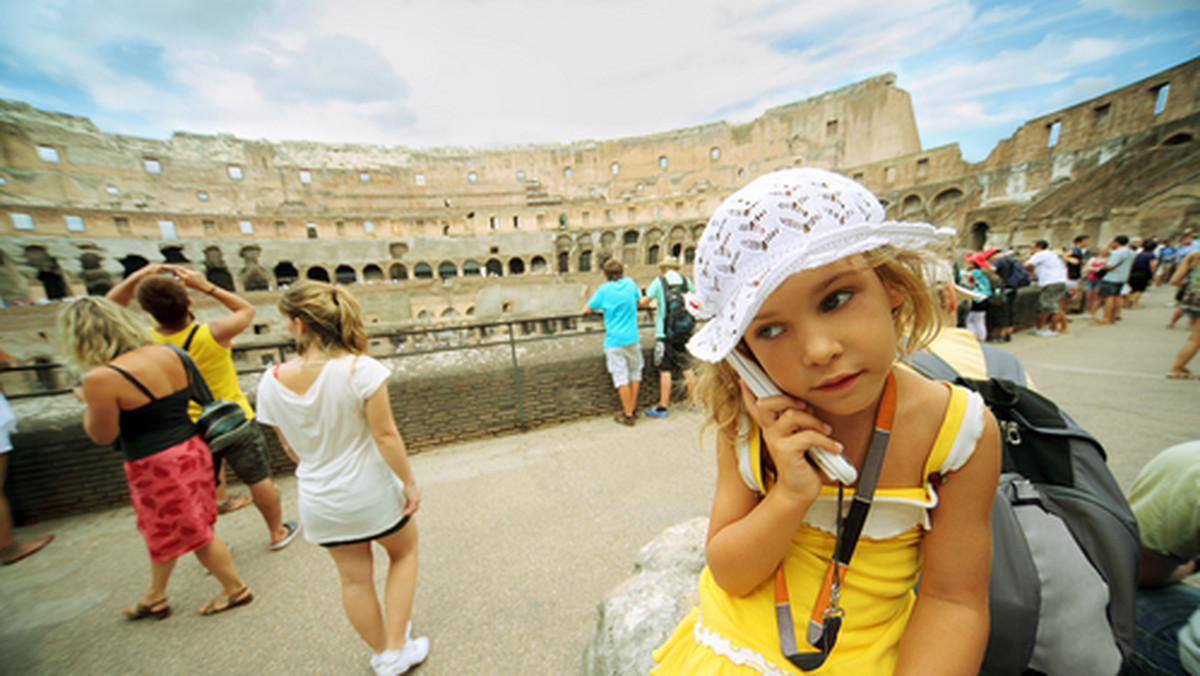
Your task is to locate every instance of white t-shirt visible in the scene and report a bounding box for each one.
[256,355,406,544]
[1026,250,1069,286]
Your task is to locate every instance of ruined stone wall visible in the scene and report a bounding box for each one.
[2,58,1199,333]
[0,73,920,301]
[863,57,1200,253]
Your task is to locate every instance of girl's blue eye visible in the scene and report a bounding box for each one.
[756,324,784,339]
[821,290,852,311]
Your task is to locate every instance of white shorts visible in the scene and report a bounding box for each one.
[604,343,644,388]
[0,392,15,453]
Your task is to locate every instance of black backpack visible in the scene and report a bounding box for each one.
[660,276,695,342]
[1000,256,1033,288]
[909,349,1140,676]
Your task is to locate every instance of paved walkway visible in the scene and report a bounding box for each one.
[2,284,1197,675]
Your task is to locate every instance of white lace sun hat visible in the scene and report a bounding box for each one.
[685,168,956,362]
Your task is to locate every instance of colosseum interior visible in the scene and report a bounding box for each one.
[2,56,1198,371]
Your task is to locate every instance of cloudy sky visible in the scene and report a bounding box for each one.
[0,0,1197,162]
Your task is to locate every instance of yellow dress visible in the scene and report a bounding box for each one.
[652,384,985,676]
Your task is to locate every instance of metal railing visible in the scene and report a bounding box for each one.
[1,310,660,418]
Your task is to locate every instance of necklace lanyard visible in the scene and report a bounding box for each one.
[775,371,897,671]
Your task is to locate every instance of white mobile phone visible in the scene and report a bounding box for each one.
[726,350,858,485]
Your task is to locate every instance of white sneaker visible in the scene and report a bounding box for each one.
[1036,329,1059,337]
[373,637,430,676]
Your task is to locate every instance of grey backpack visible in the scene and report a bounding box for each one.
[910,349,1140,676]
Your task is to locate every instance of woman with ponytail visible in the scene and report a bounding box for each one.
[255,281,427,675]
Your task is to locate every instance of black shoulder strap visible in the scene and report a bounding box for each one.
[165,343,214,405]
[908,350,959,381]
[182,324,200,352]
[980,344,1026,384]
[106,363,157,401]
[909,347,1026,386]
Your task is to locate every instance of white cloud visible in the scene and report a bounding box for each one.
[908,33,1127,101]
[1079,0,1199,18]
[1045,75,1118,108]
[0,0,1195,159]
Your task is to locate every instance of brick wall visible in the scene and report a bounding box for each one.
[5,332,667,523]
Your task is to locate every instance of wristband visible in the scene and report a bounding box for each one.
[206,285,217,294]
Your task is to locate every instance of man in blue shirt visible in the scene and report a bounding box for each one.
[583,259,644,426]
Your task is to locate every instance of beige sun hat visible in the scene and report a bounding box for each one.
[685,168,955,362]
[658,257,682,270]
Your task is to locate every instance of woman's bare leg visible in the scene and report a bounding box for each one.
[194,536,245,595]
[327,541,386,652]
[376,521,419,651]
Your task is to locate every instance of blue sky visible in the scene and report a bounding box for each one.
[0,0,1197,162]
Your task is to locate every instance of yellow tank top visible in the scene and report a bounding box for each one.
[652,384,985,675]
[152,323,254,422]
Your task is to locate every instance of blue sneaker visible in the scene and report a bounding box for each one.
[645,406,669,418]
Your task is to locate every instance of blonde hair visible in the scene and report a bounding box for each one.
[58,296,154,371]
[278,280,368,355]
[696,244,941,442]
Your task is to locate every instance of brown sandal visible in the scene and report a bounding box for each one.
[123,598,171,620]
[198,585,254,616]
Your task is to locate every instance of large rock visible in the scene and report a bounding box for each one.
[581,517,708,676]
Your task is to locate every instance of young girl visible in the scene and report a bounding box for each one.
[254,281,428,676]
[652,169,1001,675]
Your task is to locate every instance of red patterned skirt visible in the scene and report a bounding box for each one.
[123,435,217,563]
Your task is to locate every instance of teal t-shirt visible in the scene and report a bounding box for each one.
[587,277,641,348]
[644,271,694,339]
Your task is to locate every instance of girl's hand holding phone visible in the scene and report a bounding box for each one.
[738,382,845,501]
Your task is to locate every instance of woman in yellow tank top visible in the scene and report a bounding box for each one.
[652,169,1001,675]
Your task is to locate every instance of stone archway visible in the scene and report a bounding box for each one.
[275,262,299,286]
[970,222,990,251]
[335,265,357,285]
[25,246,69,300]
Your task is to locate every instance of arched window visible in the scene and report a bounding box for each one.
[274,262,299,286]
[970,222,989,251]
[306,266,330,282]
[579,250,593,272]
[389,263,408,280]
[509,258,526,275]
[647,245,660,265]
[462,260,481,276]
[335,265,357,285]
[438,261,458,279]
[363,264,383,282]
[530,256,547,273]
[623,230,639,245]
[486,259,504,277]
[901,194,923,219]
[558,251,570,273]
[414,262,434,279]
